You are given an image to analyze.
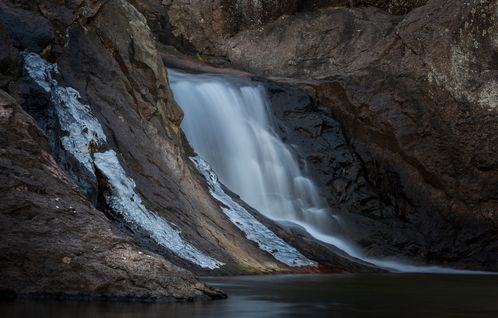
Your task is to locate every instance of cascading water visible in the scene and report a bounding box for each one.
[169,70,343,233]
[169,69,492,275]
[168,70,358,258]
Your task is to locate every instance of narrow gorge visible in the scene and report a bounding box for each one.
[0,0,497,316]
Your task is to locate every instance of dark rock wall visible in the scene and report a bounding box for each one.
[165,0,498,269]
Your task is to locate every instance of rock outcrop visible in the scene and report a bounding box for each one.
[166,0,498,270]
[0,89,225,301]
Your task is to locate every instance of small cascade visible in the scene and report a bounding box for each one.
[169,69,491,274]
[168,70,343,233]
[169,69,355,259]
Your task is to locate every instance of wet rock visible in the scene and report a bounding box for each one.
[0,21,19,90]
[0,90,225,301]
[0,3,54,53]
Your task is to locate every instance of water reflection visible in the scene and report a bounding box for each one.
[3,274,498,318]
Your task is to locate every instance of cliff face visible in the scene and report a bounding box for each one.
[165,0,498,269]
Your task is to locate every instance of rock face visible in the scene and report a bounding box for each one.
[1,0,385,301]
[165,0,428,53]
[0,3,54,53]
[0,90,224,301]
[166,0,498,270]
[50,0,307,274]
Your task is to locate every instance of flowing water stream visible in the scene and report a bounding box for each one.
[168,69,491,274]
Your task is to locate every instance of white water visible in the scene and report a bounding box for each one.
[169,69,492,274]
[95,151,223,269]
[191,155,316,267]
[23,53,223,269]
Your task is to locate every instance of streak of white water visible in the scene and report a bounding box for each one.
[23,53,223,269]
[191,155,316,267]
[169,69,493,275]
[95,151,223,269]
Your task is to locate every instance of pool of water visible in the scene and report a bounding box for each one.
[2,274,498,318]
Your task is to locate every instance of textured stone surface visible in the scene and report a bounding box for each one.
[165,0,428,54]
[0,3,54,53]
[0,89,225,301]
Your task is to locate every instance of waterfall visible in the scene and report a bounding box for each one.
[168,69,355,256]
[169,69,492,275]
[169,70,338,229]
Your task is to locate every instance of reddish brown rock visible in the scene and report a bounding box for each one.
[0,89,225,301]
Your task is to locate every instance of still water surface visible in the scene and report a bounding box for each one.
[2,274,498,318]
